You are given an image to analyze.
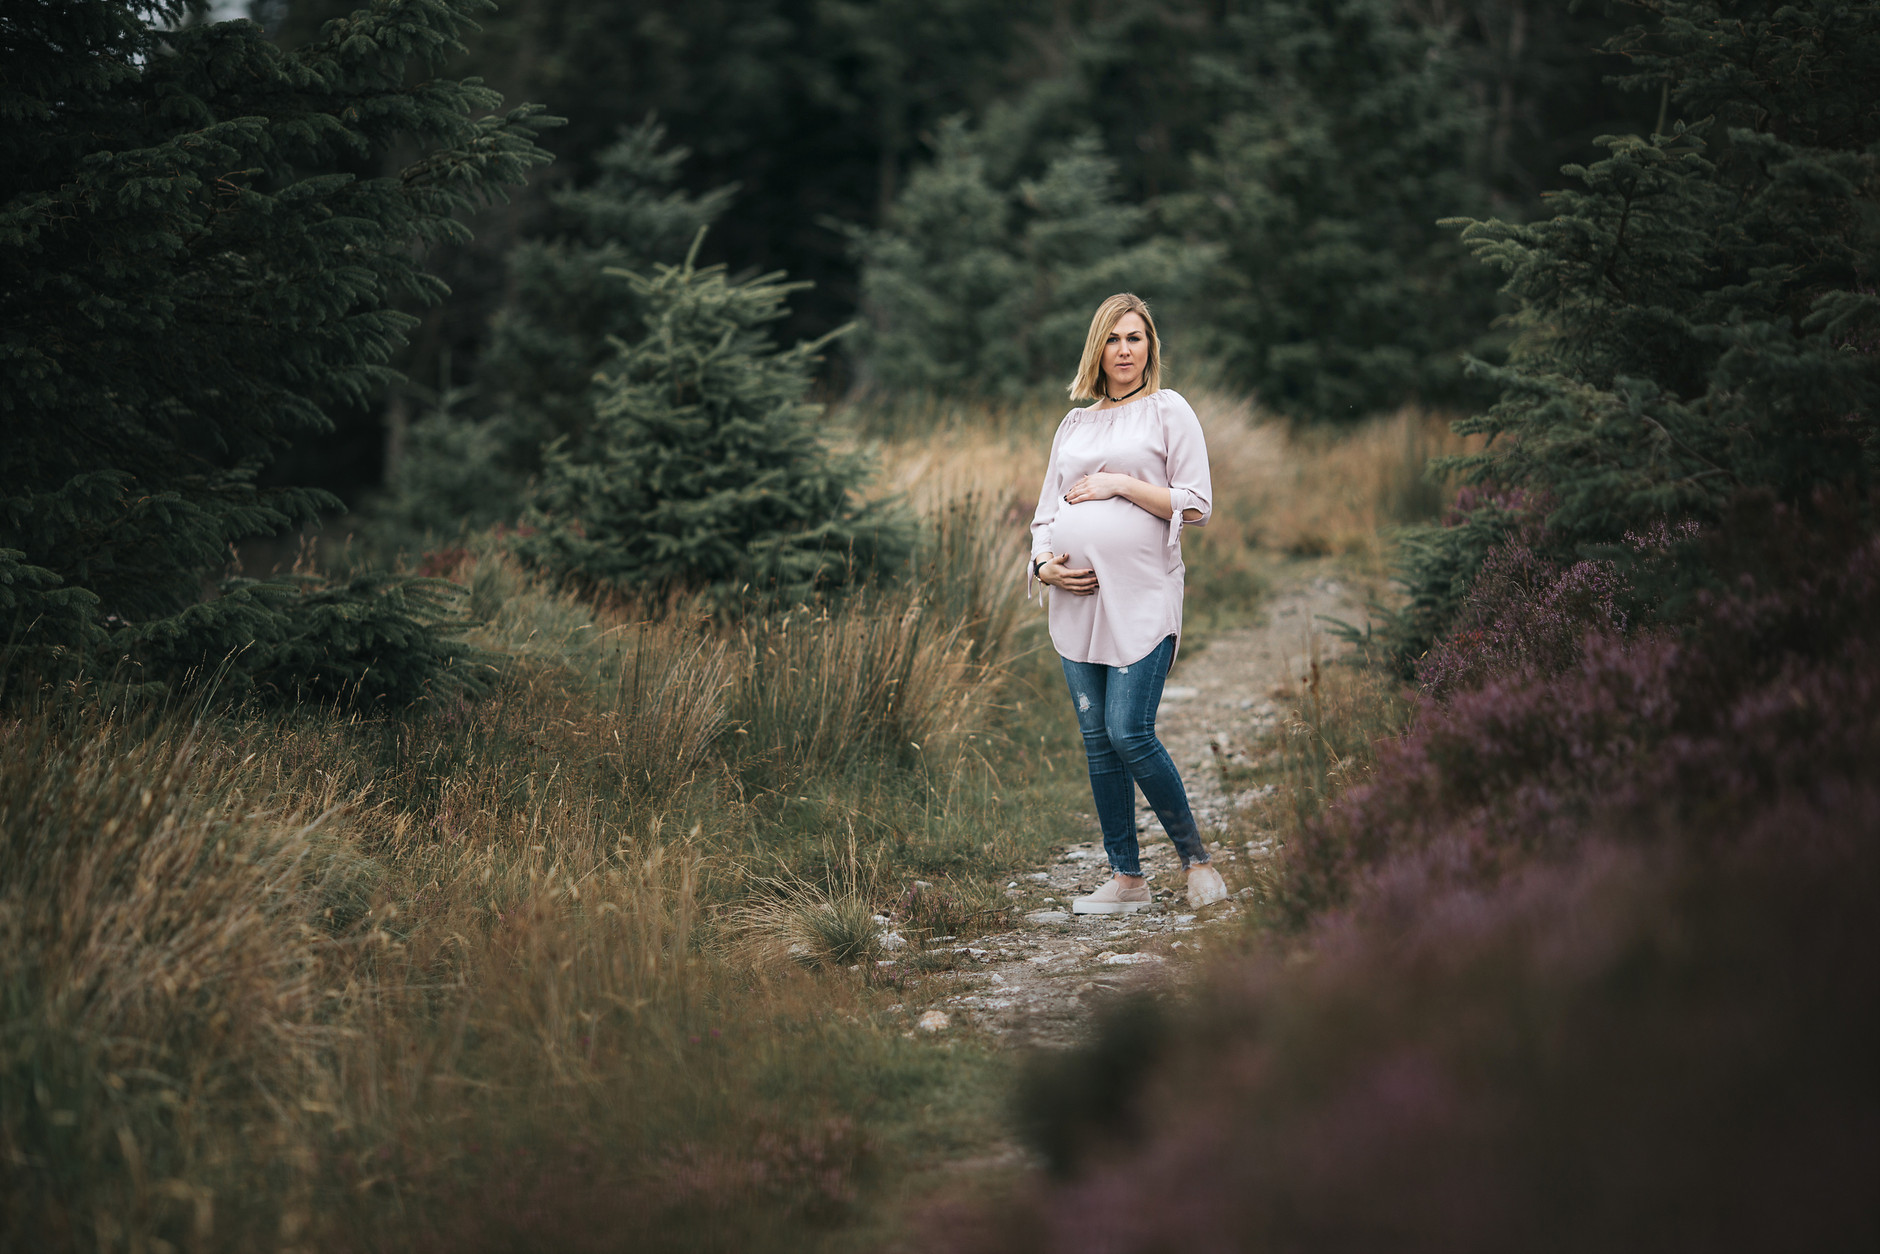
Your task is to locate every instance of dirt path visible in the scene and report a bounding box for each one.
[899,565,1365,1048]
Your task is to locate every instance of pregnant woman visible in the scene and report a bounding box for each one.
[1030,293,1229,914]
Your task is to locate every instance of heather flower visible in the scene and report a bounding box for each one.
[1416,542,1626,697]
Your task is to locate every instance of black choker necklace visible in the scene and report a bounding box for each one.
[1103,380,1148,403]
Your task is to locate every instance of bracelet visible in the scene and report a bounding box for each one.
[1032,556,1049,580]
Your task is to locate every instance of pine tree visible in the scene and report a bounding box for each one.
[1388,0,1880,665]
[369,359,520,542]
[852,123,1209,398]
[1177,0,1499,421]
[1021,134,1212,384]
[480,118,737,462]
[0,0,552,698]
[850,122,1029,396]
[367,121,734,553]
[518,235,911,604]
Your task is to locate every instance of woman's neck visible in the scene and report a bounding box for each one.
[1098,378,1148,407]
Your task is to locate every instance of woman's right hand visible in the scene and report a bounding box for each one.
[1039,553,1099,596]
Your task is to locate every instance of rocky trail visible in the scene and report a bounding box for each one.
[892,568,1365,1048]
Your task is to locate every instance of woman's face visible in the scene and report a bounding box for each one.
[1103,312,1149,394]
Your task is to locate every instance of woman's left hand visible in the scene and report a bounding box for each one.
[1063,472,1131,504]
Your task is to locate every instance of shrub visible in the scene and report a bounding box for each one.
[1284,501,1880,923]
[1414,541,1627,697]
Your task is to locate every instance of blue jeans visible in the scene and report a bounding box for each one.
[1061,635,1211,877]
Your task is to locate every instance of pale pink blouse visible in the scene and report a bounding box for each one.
[1028,389,1214,666]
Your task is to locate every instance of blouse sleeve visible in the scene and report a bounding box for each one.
[1028,416,1071,598]
[1162,393,1213,547]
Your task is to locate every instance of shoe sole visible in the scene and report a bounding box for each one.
[1071,899,1149,914]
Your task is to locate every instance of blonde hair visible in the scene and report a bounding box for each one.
[1067,293,1163,401]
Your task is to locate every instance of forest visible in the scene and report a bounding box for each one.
[3,1,1876,1250]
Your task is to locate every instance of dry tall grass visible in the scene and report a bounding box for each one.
[729,591,990,790]
[854,390,1470,575]
[2,495,1042,1251]
[1189,397,1473,562]
[1,703,334,1249]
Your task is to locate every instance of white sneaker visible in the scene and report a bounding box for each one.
[1186,863,1229,908]
[1071,878,1152,915]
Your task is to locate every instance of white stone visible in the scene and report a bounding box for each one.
[1025,910,1070,924]
[916,1010,950,1033]
[877,930,906,950]
[1102,952,1162,966]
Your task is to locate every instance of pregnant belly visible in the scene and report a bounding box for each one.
[1053,499,1166,577]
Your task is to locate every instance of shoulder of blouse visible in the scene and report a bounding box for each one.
[1063,391,1178,423]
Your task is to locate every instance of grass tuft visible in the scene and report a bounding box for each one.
[727,835,885,970]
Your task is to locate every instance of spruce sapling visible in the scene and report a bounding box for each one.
[520,233,911,605]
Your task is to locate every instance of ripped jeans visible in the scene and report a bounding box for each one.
[1060,635,1211,878]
